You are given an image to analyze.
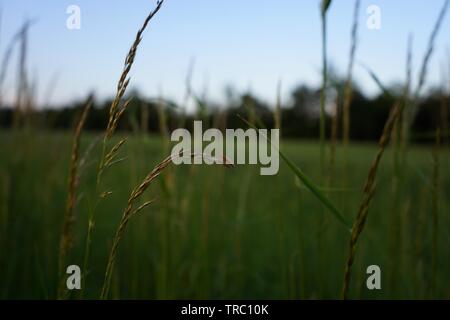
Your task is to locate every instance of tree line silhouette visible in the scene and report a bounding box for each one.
[0,83,448,143]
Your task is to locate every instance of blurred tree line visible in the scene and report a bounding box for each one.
[0,84,448,143]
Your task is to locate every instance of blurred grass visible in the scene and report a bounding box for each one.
[0,130,449,299]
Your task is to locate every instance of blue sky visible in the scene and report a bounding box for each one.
[1,0,450,109]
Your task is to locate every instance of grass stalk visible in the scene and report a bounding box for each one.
[239,114,351,232]
[341,101,402,299]
[319,0,332,173]
[80,0,165,293]
[99,0,165,179]
[13,21,32,129]
[57,98,92,299]
[405,0,449,139]
[342,0,360,147]
[399,35,413,162]
[100,152,232,299]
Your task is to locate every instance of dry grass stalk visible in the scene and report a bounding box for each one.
[97,0,165,186]
[105,0,164,139]
[103,138,127,169]
[13,21,32,128]
[341,0,360,211]
[96,0,165,193]
[342,0,360,146]
[0,24,22,109]
[399,35,413,159]
[415,0,448,99]
[319,0,332,172]
[341,101,402,299]
[80,2,165,296]
[96,0,165,185]
[100,152,233,299]
[58,98,92,299]
[406,0,449,133]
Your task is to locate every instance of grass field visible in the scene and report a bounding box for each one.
[1,0,449,301]
[1,130,449,299]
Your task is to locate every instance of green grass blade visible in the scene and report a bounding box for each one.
[280,152,352,231]
[238,114,352,232]
[360,63,393,99]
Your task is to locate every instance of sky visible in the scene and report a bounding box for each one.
[1,0,450,109]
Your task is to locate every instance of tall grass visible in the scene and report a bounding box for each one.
[405,0,449,142]
[100,152,232,299]
[99,155,167,299]
[341,102,402,299]
[57,97,92,299]
[13,20,33,129]
[0,20,27,109]
[319,0,332,173]
[81,0,165,295]
[388,38,413,292]
[341,0,360,203]
[399,35,413,160]
[239,115,351,232]
[342,0,360,147]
